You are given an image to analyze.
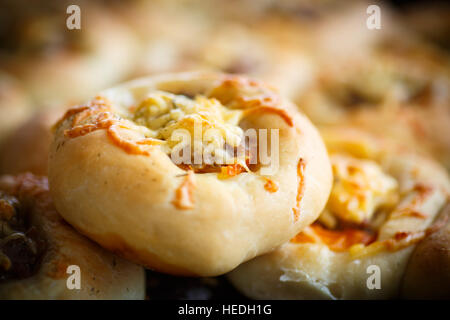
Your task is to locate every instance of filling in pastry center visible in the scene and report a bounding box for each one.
[0,192,46,282]
[130,91,251,174]
[326,154,398,225]
[292,154,400,252]
[62,80,288,177]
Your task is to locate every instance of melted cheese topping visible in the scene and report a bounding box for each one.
[292,158,306,222]
[263,178,279,193]
[291,223,375,252]
[327,154,398,224]
[292,151,446,256]
[62,97,161,156]
[348,218,445,259]
[61,93,249,171]
[133,92,243,145]
[60,77,293,180]
[131,91,248,170]
[172,171,196,210]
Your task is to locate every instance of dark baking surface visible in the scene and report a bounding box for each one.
[146,270,247,300]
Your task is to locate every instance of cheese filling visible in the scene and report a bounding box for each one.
[293,151,445,256]
[130,91,248,172]
[293,153,407,254]
[293,154,397,251]
[326,154,398,225]
[61,78,290,178]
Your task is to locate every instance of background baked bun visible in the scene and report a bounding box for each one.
[0,173,145,300]
[228,127,450,299]
[0,106,67,176]
[190,20,313,101]
[296,29,450,169]
[0,72,31,145]
[48,72,332,276]
[0,3,138,105]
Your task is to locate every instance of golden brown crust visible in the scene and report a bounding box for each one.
[0,174,145,300]
[48,72,332,276]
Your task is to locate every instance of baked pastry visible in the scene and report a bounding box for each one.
[194,21,313,101]
[0,4,138,105]
[297,33,450,168]
[0,72,31,144]
[124,0,209,77]
[228,127,450,299]
[401,2,450,49]
[0,106,67,176]
[126,3,312,101]
[0,173,145,300]
[48,72,332,276]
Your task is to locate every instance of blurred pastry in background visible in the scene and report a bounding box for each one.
[189,0,362,23]
[297,34,450,168]
[0,106,67,176]
[193,21,315,100]
[298,39,449,123]
[0,72,31,145]
[123,0,210,77]
[400,1,450,50]
[0,173,145,300]
[0,2,138,105]
[124,0,317,99]
[307,1,401,63]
